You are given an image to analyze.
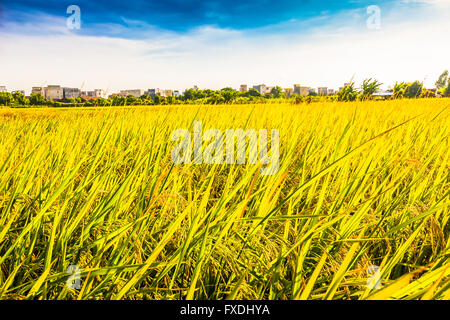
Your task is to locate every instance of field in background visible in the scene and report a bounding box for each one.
[0,99,448,300]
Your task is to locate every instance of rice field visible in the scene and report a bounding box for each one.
[0,99,449,300]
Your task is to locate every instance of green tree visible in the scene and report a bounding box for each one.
[360,78,383,100]
[0,92,14,106]
[337,83,357,101]
[183,89,195,101]
[125,95,138,105]
[393,82,408,98]
[270,86,284,98]
[404,81,423,98]
[435,70,448,90]
[153,94,163,105]
[12,92,27,105]
[29,93,46,105]
[220,87,238,103]
[443,84,450,97]
[246,88,261,97]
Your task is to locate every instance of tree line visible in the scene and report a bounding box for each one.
[1,71,449,107]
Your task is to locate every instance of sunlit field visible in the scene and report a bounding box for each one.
[0,99,448,300]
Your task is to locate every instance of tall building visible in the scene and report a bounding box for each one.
[145,88,164,98]
[284,88,294,97]
[63,87,80,99]
[253,84,267,95]
[45,85,64,100]
[93,89,104,98]
[294,85,310,95]
[32,87,45,96]
[81,89,104,100]
[240,84,248,92]
[318,87,328,96]
[125,89,143,98]
[301,87,310,95]
[81,91,95,99]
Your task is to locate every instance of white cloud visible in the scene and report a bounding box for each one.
[0,3,448,94]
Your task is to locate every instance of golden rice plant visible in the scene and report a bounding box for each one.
[0,98,448,300]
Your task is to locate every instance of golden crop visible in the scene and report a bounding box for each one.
[0,99,448,300]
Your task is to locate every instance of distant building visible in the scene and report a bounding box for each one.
[284,88,294,97]
[294,85,310,95]
[328,89,336,95]
[300,87,310,95]
[309,88,317,95]
[124,89,143,98]
[240,84,248,92]
[0,86,6,93]
[63,87,80,99]
[372,92,393,100]
[145,88,164,98]
[12,90,26,95]
[265,86,274,94]
[193,85,199,91]
[45,85,64,100]
[253,84,267,95]
[81,89,104,100]
[32,87,45,96]
[94,89,104,98]
[173,90,181,97]
[81,91,95,99]
[163,90,173,97]
[318,87,328,96]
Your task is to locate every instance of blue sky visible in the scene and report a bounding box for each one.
[0,0,449,93]
[2,0,396,34]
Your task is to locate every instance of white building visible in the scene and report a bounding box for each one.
[45,85,64,100]
[118,89,142,98]
[293,85,310,95]
[284,88,294,97]
[81,89,104,99]
[318,87,328,96]
[253,84,267,95]
[126,89,143,98]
